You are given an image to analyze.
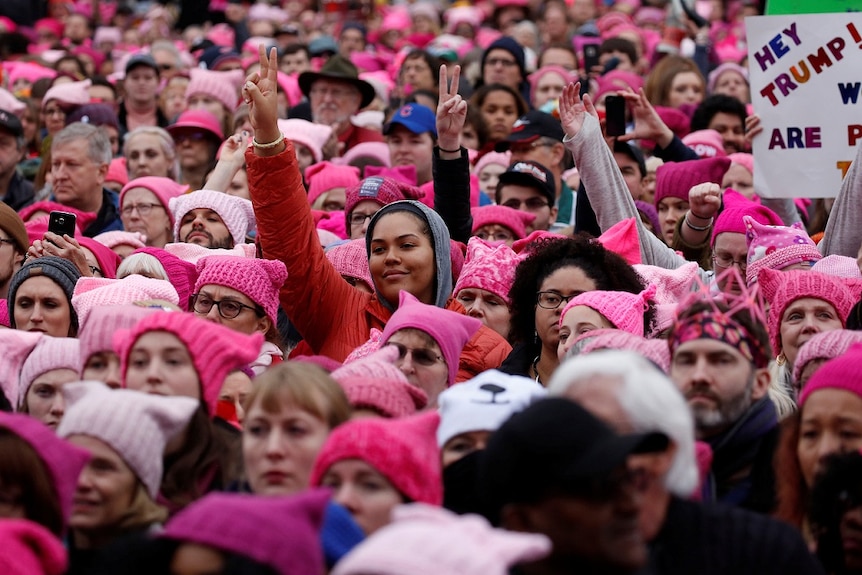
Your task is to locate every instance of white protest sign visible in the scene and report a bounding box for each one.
[746,14,862,198]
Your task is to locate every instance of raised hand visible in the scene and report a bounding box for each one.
[688,183,722,220]
[559,82,597,140]
[617,87,673,148]
[242,45,280,148]
[29,233,94,276]
[436,64,466,153]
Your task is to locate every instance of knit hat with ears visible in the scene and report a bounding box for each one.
[185,68,244,113]
[93,231,147,251]
[78,305,159,376]
[382,291,482,386]
[41,79,91,111]
[278,119,332,164]
[332,345,428,418]
[437,370,546,448]
[710,191,782,247]
[134,247,199,310]
[0,331,42,408]
[311,411,443,505]
[194,256,287,325]
[744,216,822,286]
[19,337,80,409]
[559,285,657,337]
[681,129,727,159]
[113,312,263,415]
[325,239,374,292]
[72,275,180,328]
[654,156,731,207]
[0,519,68,575]
[169,190,256,246]
[758,268,862,358]
[793,330,862,384]
[0,412,90,533]
[471,205,535,241]
[162,490,330,575]
[812,255,862,279]
[120,177,189,227]
[57,381,198,498]
[454,237,520,305]
[306,162,362,207]
[570,328,672,373]
[799,343,862,407]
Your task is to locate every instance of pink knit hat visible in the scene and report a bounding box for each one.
[336,142,391,170]
[57,381,198,498]
[726,152,753,175]
[634,262,699,335]
[311,411,442,505]
[528,65,575,96]
[185,68,244,113]
[559,285,656,336]
[332,504,551,575]
[0,87,25,116]
[19,201,96,232]
[573,328,672,373]
[167,109,224,141]
[710,192,782,247]
[707,62,749,94]
[382,291,482,386]
[19,337,80,409]
[654,157,731,207]
[42,79,91,111]
[681,129,727,159]
[278,119,332,164]
[78,305,159,375]
[799,343,862,407]
[443,5,484,32]
[758,268,862,357]
[471,205,535,241]
[133,247,199,310]
[744,216,823,285]
[306,162,362,206]
[332,345,428,418]
[0,519,68,575]
[77,236,122,279]
[597,217,641,265]
[0,331,43,408]
[344,176,423,219]
[454,237,519,305]
[793,330,862,384]
[72,275,180,328]
[120,177,189,226]
[365,165,418,187]
[169,189,256,245]
[113,312,263,415]
[812,255,862,279]
[5,61,56,89]
[0,413,90,532]
[162,242,257,264]
[473,151,511,178]
[93,230,147,251]
[325,239,374,292]
[194,255,288,324]
[162,489,329,575]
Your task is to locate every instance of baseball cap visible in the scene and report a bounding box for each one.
[309,36,338,57]
[479,397,669,509]
[496,110,565,152]
[125,53,159,76]
[497,161,556,206]
[383,104,438,138]
[0,109,23,138]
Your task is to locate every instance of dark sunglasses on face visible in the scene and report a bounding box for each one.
[390,342,443,366]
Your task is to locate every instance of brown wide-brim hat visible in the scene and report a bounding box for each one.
[298,55,376,109]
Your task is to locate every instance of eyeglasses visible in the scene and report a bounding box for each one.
[486,58,518,68]
[712,253,747,273]
[121,202,164,217]
[349,212,377,226]
[89,266,104,277]
[174,132,207,144]
[536,290,581,309]
[502,197,550,210]
[391,342,444,367]
[191,293,262,319]
[476,230,514,243]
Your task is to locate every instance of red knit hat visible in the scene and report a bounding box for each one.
[470,205,534,241]
[799,343,862,406]
[559,285,656,336]
[305,162,361,207]
[654,157,731,207]
[311,411,442,505]
[194,255,288,325]
[113,312,263,415]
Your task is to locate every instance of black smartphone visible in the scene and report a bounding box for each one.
[583,44,600,73]
[48,211,77,238]
[605,95,626,137]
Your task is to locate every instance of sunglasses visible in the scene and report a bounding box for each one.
[391,342,443,367]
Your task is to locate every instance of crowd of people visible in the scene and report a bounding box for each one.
[0,0,860,573]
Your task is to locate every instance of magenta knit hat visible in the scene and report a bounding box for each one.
[681,129,727,159]
[382,291,482,386]
[344,176,423,219]
[332,504,551,575]
[0,413,90,531]
[72,275,180,328]
[0,519,68,575]
[311,411,442,505]
[19,337,80,409]
[654,157,731,207]
[120,177,189,226]
[0,330,43,408]
[710,193,782,247]
[194,255,288,325]
[365,165,418,187]
[113,312,263,415]
[78,305,159,375]
[727,152,753,175]
[167,109,224,141]
[58,381,198,498]
[332,345,428,418]
[799,343,862,407]
[186,68,244,113]
[454,237,519,305]
[93,230,147,251]
[134,247,199,310]
[162,489,329,575]
[471,205,535,241]
[744,216,823,286]
[812,255,862,279]
[758,268,862,357]
[278,119,332,164]
[559,285,656,336]
[793,330,862,384]
[42,79,91,110]
[169,189,256,245]
[325,239,374,292]
[306,162,362,206]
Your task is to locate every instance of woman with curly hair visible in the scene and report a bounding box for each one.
[500,235,651,385]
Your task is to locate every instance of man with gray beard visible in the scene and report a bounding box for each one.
[667,298,779,514]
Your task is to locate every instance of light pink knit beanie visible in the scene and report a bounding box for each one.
[72,275,180,329]
[559,285,656,336]
[19,337,80,409]
[169,190,256,246]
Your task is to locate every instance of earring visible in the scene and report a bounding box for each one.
[533,330,539,345]
[776,352,786,366]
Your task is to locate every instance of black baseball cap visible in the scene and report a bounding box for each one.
[0,109,23,139]
[496,110,565,152]
[125,53,159,76]
[479,398,669,509]
[496,160,557,206]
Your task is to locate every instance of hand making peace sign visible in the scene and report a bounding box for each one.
[436,64,467,153]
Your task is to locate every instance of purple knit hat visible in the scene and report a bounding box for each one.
[654,157,731,207]
[793,330,862,384]
[744,216,823,285]
[306,162,362,206]
[134,247,199,310]
[799,343,862,407]
[169,189,256,245]
[78,305,159,376]
[19,337,80,409]
[470,205,535,241]
[381,291,482,386]
[0,412,91,532]
[635,200,660,235]
[343,176,423,219]
[325,239,374,292]
[194,255,288,325]
[72,275,180,328]
[454,237,520,305]
[559,285,656,336]
[162,489,330,575]
[120,177,189,227]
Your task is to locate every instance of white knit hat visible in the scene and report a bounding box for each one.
[436,370,547,447]
[18,337,80,409]
[169,189,256,246]
[57,381,198,498]
[72,275,180,329]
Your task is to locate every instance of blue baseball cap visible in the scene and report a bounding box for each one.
[383,104,438,138]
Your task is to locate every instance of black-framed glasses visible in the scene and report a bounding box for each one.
[712,252,747,273]
[121,202,164,217]
[349,212,376,226]
[502,197,550,210]
[89,266,103,277]
[536,291,580,309]
[191,293,261,319]
[390,342,443,367]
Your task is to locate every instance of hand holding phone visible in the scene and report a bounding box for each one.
[48,211,77,238]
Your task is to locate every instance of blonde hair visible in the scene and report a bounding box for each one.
[117,253,169,280]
